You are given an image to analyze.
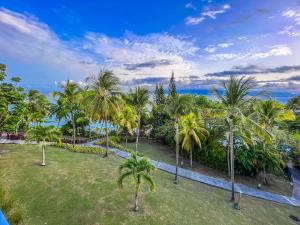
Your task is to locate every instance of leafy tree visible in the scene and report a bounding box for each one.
[168,71,177,98]
[85,70,121,157]
[165,95,191,183]
[118,104,138,147]
[26,125,61,166]
[179,112,209,168]
[287,95,300,113]
[52,80,82,146]
[212,76,256,201]
[127,86,149,152]
[118,153,155,211]
[154,83,165,105]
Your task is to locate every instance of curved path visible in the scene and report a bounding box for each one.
[1,139,299,207]
[84,141,300,207]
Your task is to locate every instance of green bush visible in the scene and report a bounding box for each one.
[53,143,106,155]
[110,135,121,143]
[95,140,136,154]
[120,136,136,143]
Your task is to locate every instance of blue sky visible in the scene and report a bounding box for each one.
[0,0,299,99]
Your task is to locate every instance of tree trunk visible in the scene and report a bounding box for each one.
[104,116,109,157]
[229,118,235,202]
[227,138,231,178]
[134,183,140,211]
[125,131,128,148]
[190,141,193,168]
[174,118,179,184]
[41,144,46,166]
[72,114,76,147]
[135,111,141,152]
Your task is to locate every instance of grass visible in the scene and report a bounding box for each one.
[122,139,293,196]
[1,144,300,225]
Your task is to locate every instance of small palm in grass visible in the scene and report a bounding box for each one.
[118,153,155,211]
[26,125,61,166]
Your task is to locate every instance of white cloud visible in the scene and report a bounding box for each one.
[281,9,300,25]
[185,2,197,10]
[202,4,231,19]
[185,16,205,25]
[218,42,234,48]
[204,42,233,53]
[204,46,217,53]
[278,25,299,37]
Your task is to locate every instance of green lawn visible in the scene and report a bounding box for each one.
[122,139,292,196]
[1,144,299,225]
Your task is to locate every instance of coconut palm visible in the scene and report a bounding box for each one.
[26,125,61,166]
[179,112,209,168]
[165,95,191,184]
[118,104,138,147]
[127,87,149,152]
[211,76,256,201]
[118,153,155,211]
[254,99,295,184]
[52,80,82,146]
[85,70,121,157]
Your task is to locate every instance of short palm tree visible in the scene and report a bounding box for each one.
[26,125,61,166]
[179,112,209,168]
[118,104,138,147]
[165,95,191,184]
[212,76,255,201]
[52,80,82,146]
[85,70,121,157]
[118,153,155,211]
[127,87,149,152]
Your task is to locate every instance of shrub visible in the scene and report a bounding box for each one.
[110,135,121,143]
[52,143,106,155]
[120,136,136,143]
[95,140,136,154]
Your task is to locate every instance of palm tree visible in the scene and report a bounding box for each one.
[127,87,149,152]
[85,70,121,157]
[212,76,255,201]
[254,99,295,184]
[26,125,61,166]
[179,112,208,168]
[118,104,138,147]
[52,80,82,147]
[118,153,155,211]
[165,95,191,184]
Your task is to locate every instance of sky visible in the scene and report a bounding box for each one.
[0,0,299,101]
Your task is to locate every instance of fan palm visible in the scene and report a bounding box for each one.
[26,125,61,166]
[179,112,208,168]
[127,87,149,152]
[118,104,138,147]
[118,153,155,211]
[85,70,121,157]
[165,95,191,184]
[52,80,82,146]
[211,75,256,201]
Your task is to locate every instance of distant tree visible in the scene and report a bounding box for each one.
[287,95,300,113]
[127,86,149,152]
[165,95,191,183]
[118,153,155,211]
[0,64,6,81]
[85,70,121,157]
[168,71,177,98]
[26,125,61,166]
[179,112,209,168]
[154,83,165,105]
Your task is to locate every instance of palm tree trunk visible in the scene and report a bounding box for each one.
[229,118,235,202]
[227,139,231,178]
[190,141,193,168]
[72,114,76,147]
[262,142,268,185]
[41,143,46,166]
[174,118,179,184]
[104,116,109,157]
[134,182,140,211]
[125,131,128,148]
[135,111,141,152]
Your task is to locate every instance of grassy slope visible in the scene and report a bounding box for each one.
[123,140,292,196]
[0,144,299,225]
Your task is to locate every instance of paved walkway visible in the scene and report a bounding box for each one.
[1,139,300,207]
[84,141,300,207]
[289,165,300,200]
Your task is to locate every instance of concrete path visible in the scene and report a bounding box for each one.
[84,141,300,207]
[289,166,300,200]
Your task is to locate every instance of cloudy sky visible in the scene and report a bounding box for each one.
[0,0,299,100]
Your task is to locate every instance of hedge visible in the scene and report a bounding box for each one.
[52,143,106,155]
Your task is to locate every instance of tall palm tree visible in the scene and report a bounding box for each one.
[52,80,82,147]
[254,99,295,184]
[179,112,208,168]
[127,87,149,152]
[85,70,121,157]
[212,76,255,201]
[165,95,191,184]
[118,104,138,147]
[26,125,61,166]
[118,153,155,211]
